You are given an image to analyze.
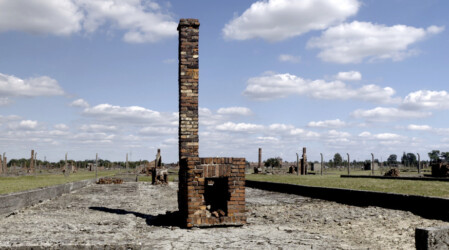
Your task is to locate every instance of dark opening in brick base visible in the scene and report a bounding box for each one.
[205,177,229,216]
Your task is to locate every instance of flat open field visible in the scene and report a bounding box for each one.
[0,170,119,195]
[0,181,445,249]
[246,172,449,198]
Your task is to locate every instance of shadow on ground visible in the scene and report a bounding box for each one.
[89,206,183,227]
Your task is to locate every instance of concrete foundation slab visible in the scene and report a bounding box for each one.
[0,182,446,249]
[416,226,449,250]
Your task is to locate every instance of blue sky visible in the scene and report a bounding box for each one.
[0,0,449,163]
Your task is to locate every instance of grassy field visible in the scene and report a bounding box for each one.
[246,172,449,198]
[0,170,119,195]
[300,167,431,177]
[138,173,178,182]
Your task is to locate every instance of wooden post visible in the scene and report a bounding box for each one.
[34,152,37,176]
[371,153,374,175]
[347,153,350,175]
[320,153,323,176]
[95,153,98,181]
[64,153,68,177]
[296,153,299,176]
[417,153,421,174]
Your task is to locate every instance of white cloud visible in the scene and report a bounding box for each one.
[407,124,432,131]
[0,0,82,36]
[358,131,371,137]
[223,0,359,42]
[278,54,300,63]
[54,124,69,130]
[0,73,64,97]
[257,136,279,142]
[402,90,449,110]
[0,97,11,106]
[358,131,404,141]
[327,129,351,138]
[243,72,398,103]
[71,132,115,142]
[76,0,177,43]
[139,126,176,135]
[49,130,69,136]
[374,133,403,140]
[308,21,444,63]
[70,98,89,108]
[80,124,117,132]
[17,120,38,130]
[351,107,431,122]
[269,123,294,132]
[83,104,169,124]
[335,71,361,81]
[0,0,177,43]
[308,119,346,128]
[216,122,264,133]
[0,115,20,124]
[217,107,252,116]
[199,107,224,126]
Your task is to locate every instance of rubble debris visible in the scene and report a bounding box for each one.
[384,168,400,177]
[96,177,124,184]
[431,162,449,177]
[152,149,168,185]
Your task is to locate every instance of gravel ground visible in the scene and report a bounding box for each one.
[0,182,446,249]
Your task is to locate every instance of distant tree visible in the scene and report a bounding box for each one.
[441,152,449,162]
[406,153,417,166]
[387,154,397,165]
[428,150,441,163]
[333,153,343,167]
[401,152,407,165]
[264,158,281,168]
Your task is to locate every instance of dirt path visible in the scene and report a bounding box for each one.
[0,182,446,249]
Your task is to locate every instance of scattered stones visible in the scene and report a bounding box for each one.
[96,177,124,185]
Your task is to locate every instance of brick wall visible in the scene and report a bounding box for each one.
[178,18,199,161]
[178,157,246,227]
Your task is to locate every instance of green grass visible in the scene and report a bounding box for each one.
[246,173,449,198]
[309,167,431,177]
[0,170,119,195]
[138,173,177,182]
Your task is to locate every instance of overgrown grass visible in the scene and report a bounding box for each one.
[0,170,119,195]
[246,173,449,198]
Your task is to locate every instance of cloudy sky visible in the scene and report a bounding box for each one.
[0,0,448,163]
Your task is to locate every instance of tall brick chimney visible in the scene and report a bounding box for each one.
[178,19,200,161]
[177,19,246,228]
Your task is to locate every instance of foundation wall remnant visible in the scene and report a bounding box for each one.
[30,149,34,174]
[254,148,262,174]
[416,226,449,249]
[177,19,246,228]
[152,149,167,184]
[301,147,308,175]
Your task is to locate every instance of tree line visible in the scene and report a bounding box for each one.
[263,150,449,168]
[4,158,150,169]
